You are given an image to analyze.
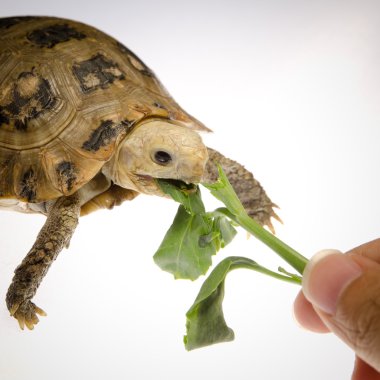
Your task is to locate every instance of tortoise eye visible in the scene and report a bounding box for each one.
[153,150,172,165]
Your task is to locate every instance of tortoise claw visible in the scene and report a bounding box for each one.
[266,219,276,235]
[10,300,46,330]
[271,207,283,225]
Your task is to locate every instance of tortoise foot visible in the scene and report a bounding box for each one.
[9,299,47,330]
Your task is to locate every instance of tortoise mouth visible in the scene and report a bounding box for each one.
[136,174,197,193]
[158,178,197,192]
[155,178,198,194]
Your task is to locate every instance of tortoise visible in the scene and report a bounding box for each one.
[0,16,279,330]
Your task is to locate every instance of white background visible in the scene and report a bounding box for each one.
[1,1,380,379]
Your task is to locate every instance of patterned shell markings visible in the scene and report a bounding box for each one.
[0,16,209,203]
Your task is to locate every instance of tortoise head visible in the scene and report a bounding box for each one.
[103,119,208,195]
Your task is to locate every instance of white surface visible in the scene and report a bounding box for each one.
[1,1,380,379]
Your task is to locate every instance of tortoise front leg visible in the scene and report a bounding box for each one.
[204,147,281,232]
[6,193,80,330]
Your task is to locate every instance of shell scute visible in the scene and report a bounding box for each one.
[27,23,86,48]
[0,16,38,31]
[18,167,38,201]
[0,149,18,198]
[116,42,155,78]
[41,140,102,198]
[12,151,50,202]
[0,68,57,132]
[72,53,125,93]
[55,160,78,193]
[81,119,130,152]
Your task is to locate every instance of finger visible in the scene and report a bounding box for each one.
[347,238,380,264]
[293,291,329,333]
[303,249,380,372]
[352,356,380,380]
[302,250,362,315]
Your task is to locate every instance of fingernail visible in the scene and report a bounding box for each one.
[302,249,363,315]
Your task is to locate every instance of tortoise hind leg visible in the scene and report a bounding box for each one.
[6,193,80,330]
[203,147,281,233]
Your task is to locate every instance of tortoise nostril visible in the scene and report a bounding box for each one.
[153,150,172,165]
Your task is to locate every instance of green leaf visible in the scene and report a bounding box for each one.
[157,179,205,214]
[184,256,302,350]
[184,258,235,350]
[213,216,237,248]
[154,179,238,280]
[153,205,217,280]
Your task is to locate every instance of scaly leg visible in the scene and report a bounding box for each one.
[6,193,81,330]
[80,184,139,216]
[204,147,281,232]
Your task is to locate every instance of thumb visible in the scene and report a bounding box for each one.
[302,249,380,371]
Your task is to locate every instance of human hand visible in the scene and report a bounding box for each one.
[294,239,380,379]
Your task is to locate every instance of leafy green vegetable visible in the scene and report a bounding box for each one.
[184,256,301,350]
[208,214,237,249]
[157,180,205,215]
[155,167,309,349]
[184,258,234,351]
[153,205,216,280]
[154,181,236,280]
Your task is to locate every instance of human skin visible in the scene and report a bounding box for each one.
[294,239,380,379]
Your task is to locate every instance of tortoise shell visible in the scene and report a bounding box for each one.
[0,16,209,203]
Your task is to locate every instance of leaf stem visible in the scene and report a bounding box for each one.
[216,207,308,275]
[229,259,302,285]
